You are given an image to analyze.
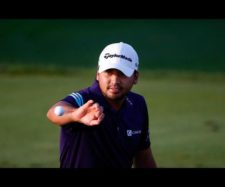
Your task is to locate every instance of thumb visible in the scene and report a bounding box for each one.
[81,100,94,109]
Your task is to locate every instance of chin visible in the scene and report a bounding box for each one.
[107,93,124,101]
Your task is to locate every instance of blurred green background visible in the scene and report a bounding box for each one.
[0,19,225,168]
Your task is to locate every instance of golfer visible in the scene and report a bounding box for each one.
[47,42,157,168]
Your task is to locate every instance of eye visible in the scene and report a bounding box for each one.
[105,69,113,74]
[119,71,126,78]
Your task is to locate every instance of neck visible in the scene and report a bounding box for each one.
[106,98,125,111]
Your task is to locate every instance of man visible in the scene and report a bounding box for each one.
[47,42,157,168]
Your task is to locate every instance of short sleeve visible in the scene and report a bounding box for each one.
[61,92,85,108]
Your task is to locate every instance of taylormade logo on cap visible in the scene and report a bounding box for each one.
[98,42,139,77]
[104,53,132,62]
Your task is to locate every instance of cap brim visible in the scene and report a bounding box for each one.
[98,62,134,77]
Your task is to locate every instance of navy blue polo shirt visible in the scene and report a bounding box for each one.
[59,80,151,168]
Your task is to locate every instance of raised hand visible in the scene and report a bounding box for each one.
[72,100,105,126]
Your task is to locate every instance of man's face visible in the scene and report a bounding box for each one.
[96,69,138,102]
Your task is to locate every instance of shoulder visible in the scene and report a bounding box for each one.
[126,91,149,111]
[60,85,93,108]
[70,86,93,104]
[127,91,146,104]
[65,80,102,107]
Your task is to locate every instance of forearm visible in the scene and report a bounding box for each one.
[46,101,78,126]
[133,148,157,168]
[46,100,104,126]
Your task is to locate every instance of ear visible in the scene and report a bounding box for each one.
[96,72,99,81]
[133,71,139,84]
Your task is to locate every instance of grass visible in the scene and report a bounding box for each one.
[134,78,225,167]
[1,19,225,71]
[0,69,225,167]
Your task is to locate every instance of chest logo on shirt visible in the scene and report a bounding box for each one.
[126,129,141,137]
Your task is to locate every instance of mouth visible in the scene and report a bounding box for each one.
[108,86,121,94]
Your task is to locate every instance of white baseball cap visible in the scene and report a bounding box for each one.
[98,42,139,77]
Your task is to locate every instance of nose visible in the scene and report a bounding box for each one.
[110,70,121,84]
